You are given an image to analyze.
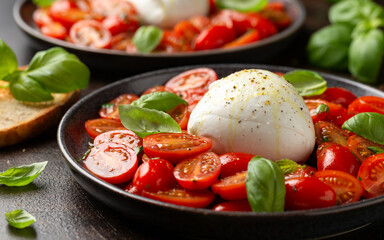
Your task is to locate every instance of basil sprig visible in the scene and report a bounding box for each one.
[316,104,330,114]
[367,146,384,154]
[283,70,327,97]
[32,0,55,7]
[5,210,36,229]
[216,0,268,12]
[132,26,163,53]
[0,161,48,186]
[0,40,17,79]
[246,156,285,212]
[275,159,299,175]
[131,92,188,111]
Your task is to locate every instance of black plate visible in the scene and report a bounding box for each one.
[58,64,384,239]
[13,0,305,75]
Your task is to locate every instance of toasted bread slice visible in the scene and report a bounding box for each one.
[0,80,79,147]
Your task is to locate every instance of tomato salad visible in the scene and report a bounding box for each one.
[33,0,291,53]
[82,67,384,212]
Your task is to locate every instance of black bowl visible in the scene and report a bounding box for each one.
[13,0,305,75]
[58,64,384,239]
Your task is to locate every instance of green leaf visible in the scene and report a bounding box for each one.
[132,26,163,53]
[32,0,55,7]
[307,24,352,70]
[367,146,384,154]
[316,104,330,114]
[246,156,285,212]
[131,92,188,111]
[275,159,298,175]
[5,210,36,229]
[0,161,48,186]
[342,112,384,145]
[283,70,327,97]
[348,28,384,84]
[216,0,268,12]
[119,105,181,138]
[0,39,18,80]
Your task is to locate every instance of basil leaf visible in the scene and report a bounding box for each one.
[32,0,55,7]
[275,159,298,175]
[216,0,268,12]
[0,39,18,80]
[0,161,48,186]
[5,210,36,229]
[246,156,285,212]
[348,28,384,84]
[352,19,384,38]
[316,104,330,114]
[119,105,181,138]
[307,24,352,70]
[367,146,384,154]
[132,26,163,53]
[342,112,384,145]
[131,92,188,111]
[9,71,54,101]
[283,70,327,97]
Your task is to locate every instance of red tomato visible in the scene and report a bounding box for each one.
[347,134,384,163]
[314,121,349,146]
[49,0,88,29]
[99,93,139,120]
[305,99,351,127]
[211,171,247,200]
[173,20,200,44]
[93,129,142,149]
[193,24,237,50]
[158,30,191,53]
[40,22,67,40]
[285,177,336,210]
[223,29,261,48]
[143,133,213,164]
[85,118,126,139]
[166,104,190,130]
[70,20,112,49]
[90,0,136,18]
[141,188,215,208]
[315,170,363,205]
[83,142,138,184]
[142,86,175,95]
[284,164,317,180]
[348,96,384,115]
[316,142,360,176]
[358,153,384,198]
[260,4,292,30]
[219,152,254,178]
[133,159,177,192]
[124,182,140,195]
[33,8,52,27]
[212,200,252,212]
[174,152,221,190]
[102,14,139,35]
[318,87,357,108]
[305,99,328,124]
[110,32,133,51]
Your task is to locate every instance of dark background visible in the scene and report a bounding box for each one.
[1,0,384,239]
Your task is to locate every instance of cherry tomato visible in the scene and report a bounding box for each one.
[173,20,200,44]
[315,170,363,205]
[284,164,317,180]
[347,134,384,163]
[141,188,215,208]
[305,99,350,127]
[83,142,138,184]
[219,152,254,178]
[211,171,247,200]
[70,20,112,49]
[41,22,67,40]
[174,152,221,190]
[85,118,126,139]
[142,86,175,95]
[212,200,252,212]
[143,133,213,164]
[102,14,139,35]
[316,142,360,176]
[260,4,292,30]
[223,29,261,48]
[193,24,237,50]
[110,32,133,51]
[124,182,140,195]
[348,96,384,115]
[90,0,136,18]
[358,153,384,198]
[166,104,190,130]
[317,87,357,108]
[33,7,52,27]
[49,0,88,29]
[133,159,177,192]
[93,129,142,149]
[285,177,336,210]
[99,93,139,120]
[314,121,349,146]
[158,30,191,53]
[305,99,328,124]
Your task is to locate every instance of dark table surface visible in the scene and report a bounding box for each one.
[2,0,384,239]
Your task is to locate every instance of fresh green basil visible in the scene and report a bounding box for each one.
[283,70,327,97]
[316,104,330,114]
[131,92,188,111]
[352,19,384,38]
[275,159,298,175]
[32,0,55,7]
[342,112,384,145]
[0,39,18,79]
[216,0,268,12]
[132,26,163,53]
[367,146,384,154]
[246,156,285,212]
[5,210,36,229]
[307,24,352,70]
[0,161,48,186]
[119,105,181,138]
[348,28,384,84]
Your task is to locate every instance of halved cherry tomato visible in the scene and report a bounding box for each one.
[110,32,133,51]
[219,152,254,178]
[193,24,237,50]
[41,22,67,40]
[158,31,191,53]
[142,86,175,95]
[124,182,140,195]
[284,164,317,180]
[316,142,360,176]
[85,118,126,139]
[33,8,52,27]
[102,14,139,35]
[174,152,221,190]
[305,99,351,127]
[223,29,261,48]
[211,171,247,200]
[358,153,384,198]
[314,121,349,146]
[70,20,112,49]
[143,133,213,164]
[212,200,252,212]
[83,142,138,184]
[285,177,336,210]
[347,134,384,163]
[315,170,363,205]
[141,188,215,208]
[189,16,211,32]
[348,96,384,115]
[99,93,139,120]
[166,104,190,130]
[133,159,177,192]
[173,20,200,44]
[93,129,142,149]
[260,4,292,30]
[90,0,136,18]
[49,0,88,29]
[317,87,357,108]
[305,99,328,124]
